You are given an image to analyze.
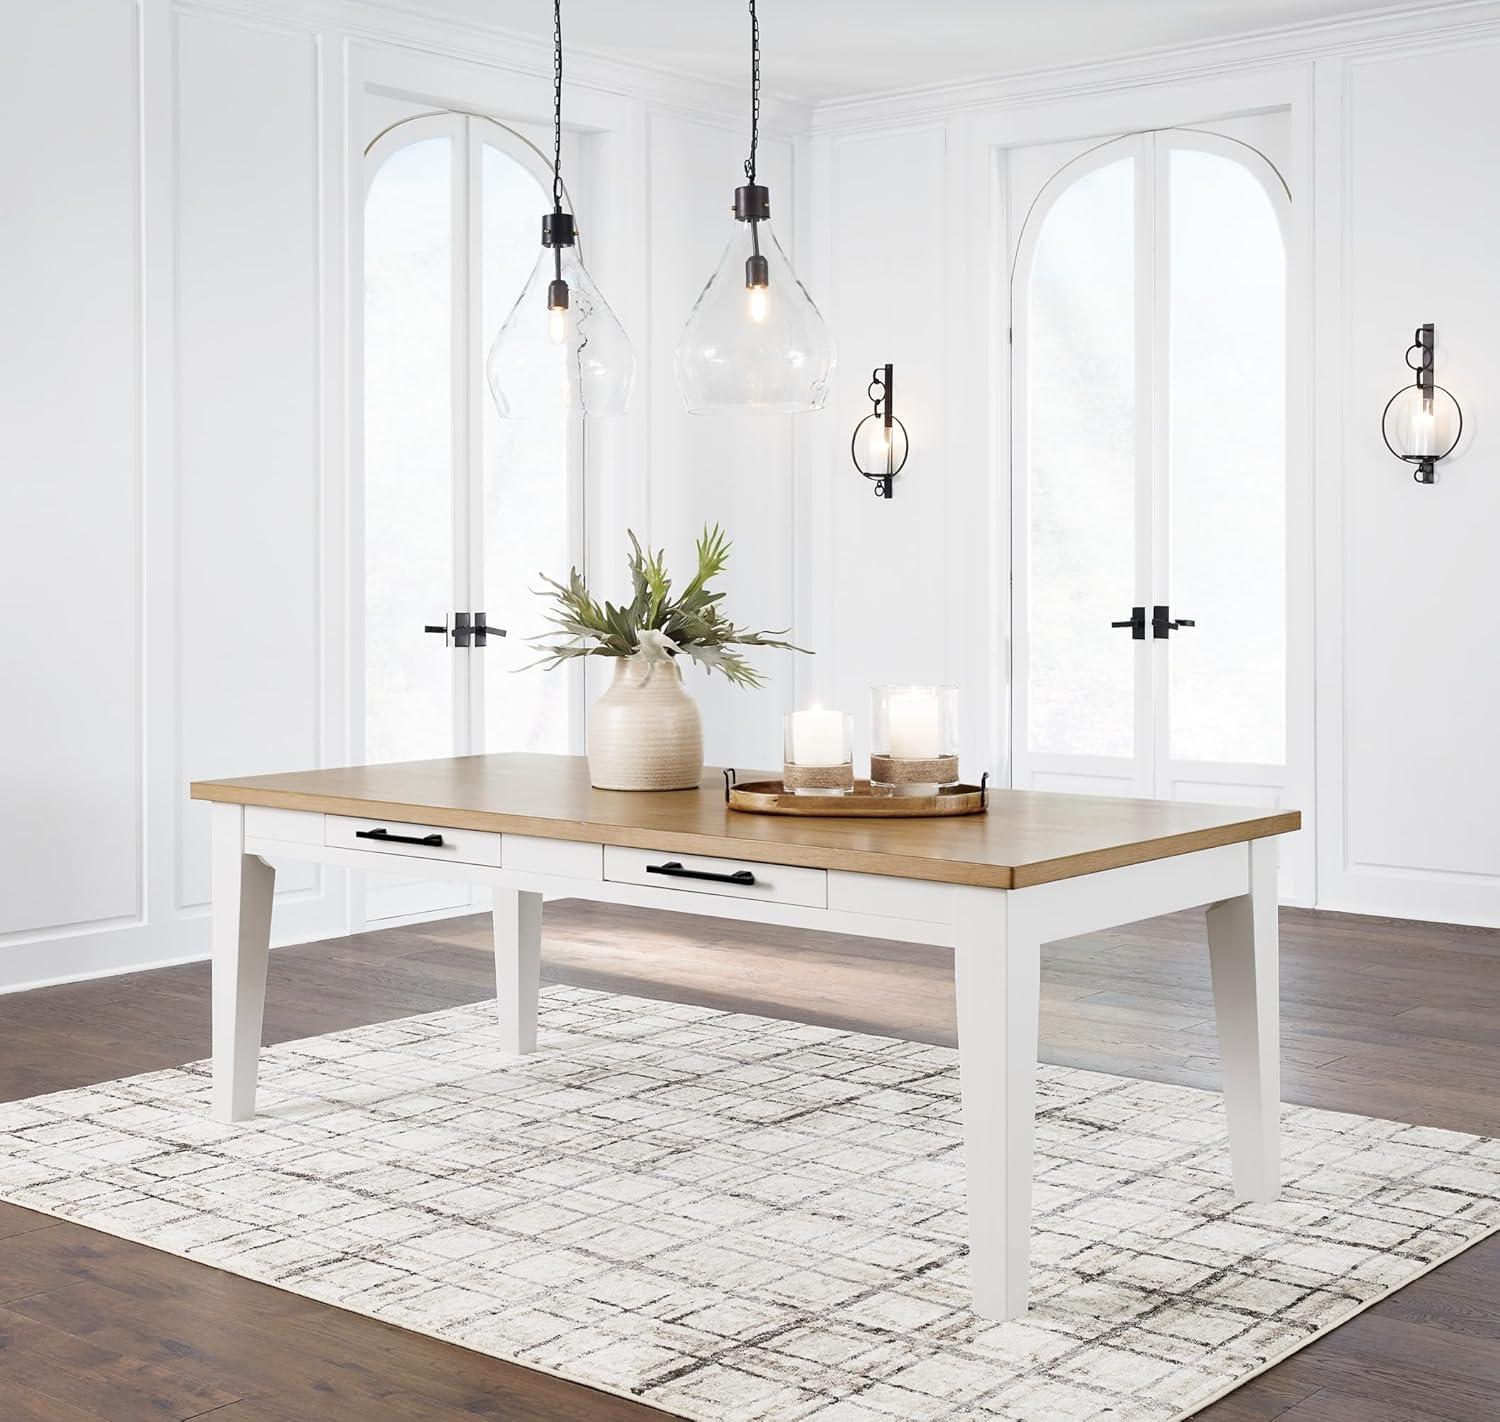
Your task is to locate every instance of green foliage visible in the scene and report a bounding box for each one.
[531,525,808,688]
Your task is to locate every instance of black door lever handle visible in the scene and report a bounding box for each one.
[1110,606,1147,640]
[472,612,506,648]
[1152,605,1196,637]
[423,614,474,647]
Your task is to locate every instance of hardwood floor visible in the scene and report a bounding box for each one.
[1,900,1496,1421]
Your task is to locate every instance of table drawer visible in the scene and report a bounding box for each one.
[604,845,826,908]
[325,814,503,868]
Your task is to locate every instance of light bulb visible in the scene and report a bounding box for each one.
[547,305,567,346]
[748,284,769,323]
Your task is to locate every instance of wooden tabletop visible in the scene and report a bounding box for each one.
[191,753,1299,890]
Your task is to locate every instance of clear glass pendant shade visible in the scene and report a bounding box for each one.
[486,244,635,419]
[675,215,835,414]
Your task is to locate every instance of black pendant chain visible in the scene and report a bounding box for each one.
[551,0,564,214]
[744,0,760,185]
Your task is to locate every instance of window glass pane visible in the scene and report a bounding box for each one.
[1167,148,1286,764]
[1025,155,1136,758]
[480,140,572,754]
[364,136,452,765]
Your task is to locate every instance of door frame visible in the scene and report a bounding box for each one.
[953,66,1316,902]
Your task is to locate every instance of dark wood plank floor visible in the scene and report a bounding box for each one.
[1,901,1496,1421]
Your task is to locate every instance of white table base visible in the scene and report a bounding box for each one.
[208,801,1280,1321]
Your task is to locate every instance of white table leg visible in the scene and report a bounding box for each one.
[210,802,275,1123]
[954,887,1042,1321]
[1206,837,1281,1201]
[494,888,543,1054]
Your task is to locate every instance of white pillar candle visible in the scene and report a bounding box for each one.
[789,707,848,766]
[1410,406,1437,457]
[888,689,943,759]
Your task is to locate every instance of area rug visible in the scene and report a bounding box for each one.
[0,988,1495,1422]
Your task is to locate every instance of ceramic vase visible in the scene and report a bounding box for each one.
[587,657,704,791]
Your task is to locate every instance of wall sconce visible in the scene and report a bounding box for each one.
[1382,323,1463,484]
[851,364,909,498]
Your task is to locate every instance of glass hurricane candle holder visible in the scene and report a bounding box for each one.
[870,684,959,795]
[783,709,854,795]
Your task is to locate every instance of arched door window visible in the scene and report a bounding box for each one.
[1010,128,1292,815]
[361,111,581,920]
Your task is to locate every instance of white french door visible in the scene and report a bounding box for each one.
[359,108,584,923]
[1009,122,1307,892]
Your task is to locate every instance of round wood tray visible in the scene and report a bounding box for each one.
[725,774,988,817]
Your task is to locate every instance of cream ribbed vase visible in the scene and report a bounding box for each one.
[586,658,704,791]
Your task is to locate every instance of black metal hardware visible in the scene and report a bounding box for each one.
[540,0,573,316]
[472,612,507,648]
[646,860,756,886]
[1382,322,1464,484]
[723,768,738,803]
[979,771,989,808]
[355,827,445,847]
[732,2,776,312]
[1152,605,1196,638]
[425,612,505,648]
[422,615,467,647]
[1111,606,1146,640]
[852,364,909,498]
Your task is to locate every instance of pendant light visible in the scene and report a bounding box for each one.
[486,0,635,419]
[674,0,835,414]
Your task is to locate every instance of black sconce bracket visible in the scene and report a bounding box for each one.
[851,363,910,498]
[1381,322,1463,485]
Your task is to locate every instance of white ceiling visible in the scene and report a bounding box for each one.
[425,0,1417,102]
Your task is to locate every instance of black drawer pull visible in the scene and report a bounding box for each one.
[355,827,445,847]
[646,860,755,886]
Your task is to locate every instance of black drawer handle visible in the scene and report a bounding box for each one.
[355,827,445,847]
[646,860,755,886]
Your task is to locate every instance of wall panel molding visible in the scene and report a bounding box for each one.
[0,0,146,943]
[812,0,1500,133]
[1313,37,1500,926]
[174,0,814,135]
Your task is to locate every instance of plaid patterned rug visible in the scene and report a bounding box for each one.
[0,985,1495,1421]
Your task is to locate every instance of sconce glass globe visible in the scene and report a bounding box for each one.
[852,413,909,479]
[1381,383,1462,465]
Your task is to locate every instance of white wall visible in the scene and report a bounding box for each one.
[809,125,957,773]
[1,0,809,991]
[2,1,142,960]
[1318,37,1500,924]
[646,114,800,772]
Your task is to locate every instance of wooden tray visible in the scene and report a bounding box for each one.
[725,773,988,817]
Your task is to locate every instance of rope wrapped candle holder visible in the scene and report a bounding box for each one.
[783,709,854,795]
[870,685,960,795]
